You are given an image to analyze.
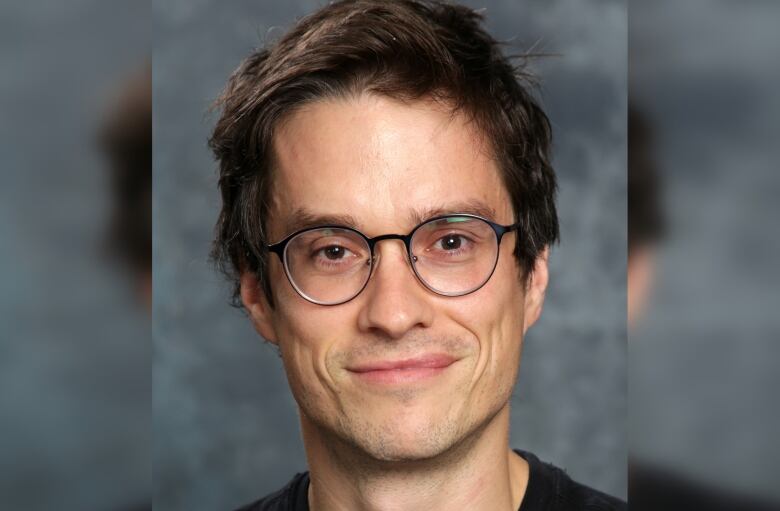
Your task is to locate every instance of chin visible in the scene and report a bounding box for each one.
[346,409,464,463]
[361,437,453,463]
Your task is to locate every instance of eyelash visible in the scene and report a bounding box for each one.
[311,245,355,265]
[432,234,474,255]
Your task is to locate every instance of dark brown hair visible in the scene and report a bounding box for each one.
[628,104,664,253]
[209,0,559,307]
[102,64,152,275]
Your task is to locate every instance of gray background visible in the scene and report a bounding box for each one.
[153,0,627,509]
[1,2,149,510]
[629,0,780,501]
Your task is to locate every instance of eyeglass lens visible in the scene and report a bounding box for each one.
[282,216,499,305]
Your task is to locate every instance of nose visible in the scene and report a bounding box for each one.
[356,239,435,340]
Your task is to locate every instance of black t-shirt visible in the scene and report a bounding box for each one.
[629,461,779,511]
[235,450,626,510]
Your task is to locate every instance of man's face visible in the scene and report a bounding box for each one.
[243,94,548,461]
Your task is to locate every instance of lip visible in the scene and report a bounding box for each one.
[347,354,457,385]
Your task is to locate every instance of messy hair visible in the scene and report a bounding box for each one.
[209,0,559,307]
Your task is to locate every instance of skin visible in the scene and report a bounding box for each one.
[241,94,550,511]
[628,246,656,328]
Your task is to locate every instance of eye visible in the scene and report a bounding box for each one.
[310,241,366,268]
[437,234,465,251]
[319,245,352,260]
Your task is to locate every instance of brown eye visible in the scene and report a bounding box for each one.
[438,235,463,251]
[311,243,362,268]
[323,245,346,260]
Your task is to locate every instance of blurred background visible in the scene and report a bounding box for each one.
[153,0,626,509]
[629,0,780,506]
[0,1,150,511]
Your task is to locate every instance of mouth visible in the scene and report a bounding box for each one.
[347,354,458,385]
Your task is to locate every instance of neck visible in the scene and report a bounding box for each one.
[301,405,529,511]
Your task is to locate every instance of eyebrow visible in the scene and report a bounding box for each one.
[407,200,499,226]
[277,208,362,240]
[276,199,500,241]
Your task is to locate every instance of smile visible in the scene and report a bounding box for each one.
[347,354,457,385]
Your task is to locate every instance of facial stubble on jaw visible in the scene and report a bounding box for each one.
[293,332,513,476]
[308,381,510,484]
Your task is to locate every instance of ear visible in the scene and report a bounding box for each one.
[522,247,550,335]
[240,272,279,344]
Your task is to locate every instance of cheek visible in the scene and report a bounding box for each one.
[270,304,339,419]
[270,286,357,399]
[448,249,526,393]
[468,245,524,334]
[273,299,341,368]
[268,258,346,354]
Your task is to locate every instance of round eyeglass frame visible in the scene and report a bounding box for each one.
[266,213,521,306]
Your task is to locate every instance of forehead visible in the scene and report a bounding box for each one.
[269,94,512,239]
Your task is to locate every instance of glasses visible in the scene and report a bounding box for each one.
[266,214,520,306]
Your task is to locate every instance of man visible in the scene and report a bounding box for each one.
[209,1,625,509]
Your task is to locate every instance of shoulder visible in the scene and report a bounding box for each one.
[559,477,627,511]
[630,461,779,511]
[233,472,309,511]
[516,450,627,511]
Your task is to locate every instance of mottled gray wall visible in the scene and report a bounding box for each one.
[153,1,626,509]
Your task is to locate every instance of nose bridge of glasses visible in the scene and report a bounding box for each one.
[367,233,414,266]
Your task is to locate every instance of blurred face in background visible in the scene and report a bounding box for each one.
[628,245,656,328]
[101,65,152,310]
[241,93,549,461]
[627,106,662,329]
